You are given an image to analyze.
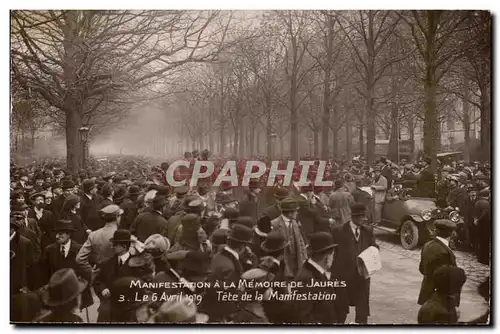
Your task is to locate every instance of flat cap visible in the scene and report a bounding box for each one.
[100,204,124,217]
[434,219,457,230]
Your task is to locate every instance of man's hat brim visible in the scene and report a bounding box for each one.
[308,243,338,253]
[227,235,253,244]
[261,240,290,253]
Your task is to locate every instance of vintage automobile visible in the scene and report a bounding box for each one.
[375,185,462,250]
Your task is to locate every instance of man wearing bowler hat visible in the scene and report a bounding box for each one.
[40,220,82,286]
[331,202,378,324]
[119,185,142,230]
[418,219,459,307]
[94,229,134,322]
[270,196,308,280]
[259,230,294,324]
[203,224,254,322]
[294,232,341,324]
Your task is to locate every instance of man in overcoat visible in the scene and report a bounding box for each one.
[202,224,253,322]
[28,192,55,250]
[418,265,466,324]
[331,203,378,324]
[297,185,331,238]
[270,197,308,280]
[94,229,134,322]
[80,179,102,231]
[10,217,33,295]
[39,220,82,286]
[329,180,354,226]
[418,219,458,306]
[294,232,342,324]
[119,185,142,230]
[131,195,169,242]
[239,179,261,222]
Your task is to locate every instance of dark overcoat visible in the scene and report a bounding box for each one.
[331,222,378,318]
[39,240,82,286]
[28,208,55,250]
[417,238,458,306]
[10,234,33,294]
[18,218,42,265]
[94,254,133,322]
[61,212,89,245]
[119,197,140,230]
[130,210,169,242]
[201,247,243,322]
[293,259,340,324]
[80,194,102,231]
[239,191,260,222]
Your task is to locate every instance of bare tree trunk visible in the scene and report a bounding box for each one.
[321,15,334,159]
[313,130,319,157]
[388,103,399,162]
[279,121,284,158]
[345,114,352,161]
[266,103,272,159]
[256,128,261,155]
[65,109,82,174]
[233,127,238,157]
[249,123,255,157]
[422,12,439,173]
[359,122,364,157]
[290,79,299,160]
[332,106,338,159]
[408,116,415,142]
[30,127,36,150]
[208,98,214,152]
[62,11,82,173]
[479,81,490,161]
[239,121,245,158]
[365,12,376,165]
[463,73,471,162]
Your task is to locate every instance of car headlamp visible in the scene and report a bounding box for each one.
[449,211,460,223]
[421,209,432,221]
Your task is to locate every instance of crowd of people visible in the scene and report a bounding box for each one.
[9,150,491,324]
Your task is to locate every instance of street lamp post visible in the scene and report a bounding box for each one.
[79,126,90,169]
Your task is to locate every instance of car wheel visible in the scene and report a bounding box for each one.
[400,220,419,250]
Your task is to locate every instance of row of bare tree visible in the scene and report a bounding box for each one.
[11,10,491,173]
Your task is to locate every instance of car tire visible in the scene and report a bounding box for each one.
[400,220,419,250]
